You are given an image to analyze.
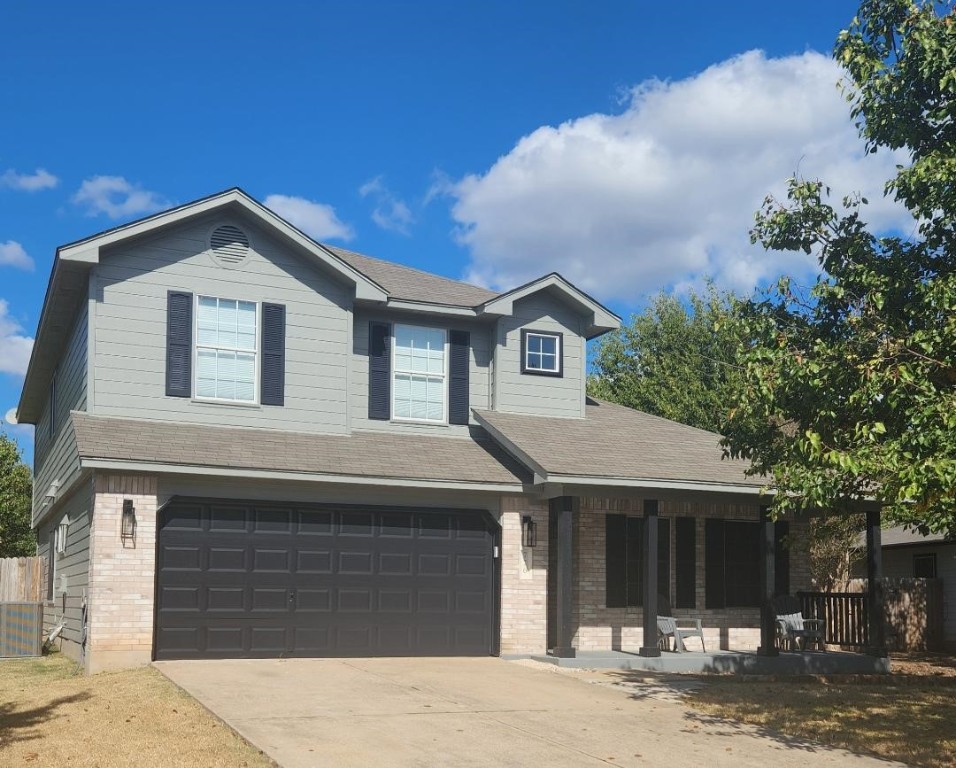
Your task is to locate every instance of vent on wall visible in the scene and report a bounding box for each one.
[210,224,250,267]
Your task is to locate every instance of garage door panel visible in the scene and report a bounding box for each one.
[156,501,497,660]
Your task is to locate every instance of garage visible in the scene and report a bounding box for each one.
[154,498,499,660]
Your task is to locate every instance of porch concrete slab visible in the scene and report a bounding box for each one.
[155,657,901,768]
[527,650,891,674]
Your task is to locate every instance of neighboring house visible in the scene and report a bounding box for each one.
[855,526,955,649]
[19,189,810,672]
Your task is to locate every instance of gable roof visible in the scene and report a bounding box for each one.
[474,398,763,494]
[328,246,498,307]
[479,273,620,338]
[18,188,389,422]
[71,412,531,490]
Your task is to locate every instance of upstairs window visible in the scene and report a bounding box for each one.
[521,330,563,376]
[196,296,258,403]
[392,324,446,422]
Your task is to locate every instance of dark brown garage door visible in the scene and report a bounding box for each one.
[155,498,498,660]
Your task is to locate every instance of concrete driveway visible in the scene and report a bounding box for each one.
[155,658,900,768]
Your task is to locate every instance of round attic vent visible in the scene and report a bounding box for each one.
[210,224,250,267]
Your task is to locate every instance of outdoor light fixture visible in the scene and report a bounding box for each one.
[121,499,137,542]
[521,515,537,548]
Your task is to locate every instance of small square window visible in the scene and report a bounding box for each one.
[913,553,937,578]
[521,330,563,377]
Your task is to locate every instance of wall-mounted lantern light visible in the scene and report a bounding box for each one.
[521,515,537,548]
[121,499,137,542]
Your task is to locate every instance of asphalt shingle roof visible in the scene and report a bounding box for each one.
[329,246,498,307]
[475,398,762,487]
[71,413,530,486]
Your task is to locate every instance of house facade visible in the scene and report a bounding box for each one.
[20,189,811,673]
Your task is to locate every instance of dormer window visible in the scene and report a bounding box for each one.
[521,330,563,377]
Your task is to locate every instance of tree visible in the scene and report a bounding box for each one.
[588,286,746,434]
[0,430,34,558]
[723,0,956,537]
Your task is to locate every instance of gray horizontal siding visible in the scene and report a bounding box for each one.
[351,310,493,435]
[38,479,93,662]
[494,292,585,418]
[92,214,352,434]
[33,303,88,522]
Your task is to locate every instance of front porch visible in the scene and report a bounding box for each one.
[526,649,890,674]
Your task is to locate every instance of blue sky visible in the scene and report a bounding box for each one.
[1,1,907,463]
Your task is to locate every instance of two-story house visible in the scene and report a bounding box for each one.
[19,188,811,672]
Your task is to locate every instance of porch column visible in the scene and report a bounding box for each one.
[639,499,661,657]
[865,507,886,656]
[550,495,577,658]
[757,505,778,656]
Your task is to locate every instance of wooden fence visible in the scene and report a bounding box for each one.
[798,578,944,652]
[0,557,44,602]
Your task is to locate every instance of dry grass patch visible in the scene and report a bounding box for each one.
[0,653,274,767]
[685,653,956,768]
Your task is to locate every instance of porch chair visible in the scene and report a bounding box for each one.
[772,595,826,652]
[657,595,706,653]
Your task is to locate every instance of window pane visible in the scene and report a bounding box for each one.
[197,349,217,398]
[198,297,218,345]
[409,375,428,420]
[216,351,237,400]
[235,353,256,402]
[393,374,412,419]
[539,336,556,356]
[527,352,542,370]
[426,377,444,421]
[528,336,542,354]
[541,352,557,370]
[217,300,238,348]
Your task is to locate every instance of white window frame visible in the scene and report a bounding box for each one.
[193,295,261,405]
[391,324,448,424]
[524,331,561,374]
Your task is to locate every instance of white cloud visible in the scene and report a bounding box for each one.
[73,175,169,219]
[0,241,34,270]
[3,406,33,445]
[264,194,354,242]
[0,299,34,377]
[359,176,414,235]
[447,50,913,301]
[0,168,59,191]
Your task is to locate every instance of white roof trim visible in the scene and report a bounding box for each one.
[479,273,620,334]
[543,472,769,495]
[80,458,527,494]
[58,188,388,302]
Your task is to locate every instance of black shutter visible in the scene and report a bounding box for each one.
[626,518,643,606]
[605,514,627,608]
[166,291,193,398]
[725,521,761,607]
[675,517,697,609]
[705,518,725,609]
[260,303,286,406]
[448,330,471,425]
[774,521,790,597]
[368,322,391,420]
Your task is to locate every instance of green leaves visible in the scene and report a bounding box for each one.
[0,431,34,558]
[723,0,956,538]
[587,285,746,436]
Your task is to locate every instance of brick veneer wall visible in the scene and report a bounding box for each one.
[499,495,550,654]
[573,497,811,652]
[86,473,158,672]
